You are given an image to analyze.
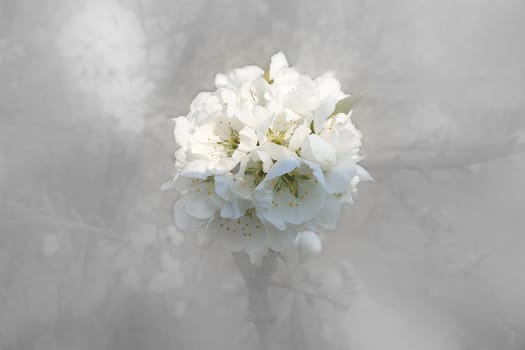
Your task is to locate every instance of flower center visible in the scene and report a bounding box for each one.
[216,128,240,156]
[273,170,311,198]
[266,129,287,146]
[244,161,266,187]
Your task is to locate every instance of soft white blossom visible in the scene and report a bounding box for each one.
[294,231,322,257]
[57,1,153,133]
[168,52,371,262]
[149,253,185,293]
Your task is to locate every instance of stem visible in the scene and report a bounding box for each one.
[233,252,277,350]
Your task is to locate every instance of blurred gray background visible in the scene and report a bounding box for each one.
[1,0,524,349]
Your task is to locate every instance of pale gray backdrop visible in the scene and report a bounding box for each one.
[1,0,524,349]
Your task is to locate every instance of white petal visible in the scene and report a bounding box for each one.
[201,95,223,115]
[230,176,253,199]
[269,52,289,80]
[301,134,336,170]
[174,148,187,167]
[237,102,255,127]
[262,157,300,182]
[219,88,237,106]
[254,187,273,209]
[357,165,373,182]
[283,75,319,114]
[214,176,253,218]
[288,124,311,151]
[237,127,258,153]
[294,231,322,257]
[172,174,193,192]
[253,106,274,143]
[181,198,217,219]
[314,97,337,133]
[325,159,357,194]
[220,200,252,219]
[174,199,202,232]
[192,119,218,141]
[271,67,300,95]
[232,66,264,84]
[316,73,344,100]
[303,160,327,188]
[210,157,239,174]
[173,116,193,149]
[260,142,294,161]
[190,92,213,112]
[181,159,211,178]
[282,108,301,122]
[214,175,234,200]
[335,122,363,161]
[252,150,274,172]
[214,73,228,87]
[181,185,221,219]
[313,194,341,230]
[218,89,239,117]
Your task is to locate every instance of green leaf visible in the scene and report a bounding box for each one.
[330,94,363,117]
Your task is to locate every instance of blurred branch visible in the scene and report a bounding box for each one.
[233,252,276,350]
[269,280,351,309]
[6,212,126,243]
[363,139,525,173]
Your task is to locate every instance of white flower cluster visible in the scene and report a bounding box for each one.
[167,52,371,263]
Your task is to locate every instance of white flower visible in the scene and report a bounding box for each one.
[294,231,322,257]
[169,52,371,262]
[254,157,327,230]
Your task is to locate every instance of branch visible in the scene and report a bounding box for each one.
[233,252,276,350]
[269,280,351,309]
[5,213,126,243]
[362,139,525,173]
